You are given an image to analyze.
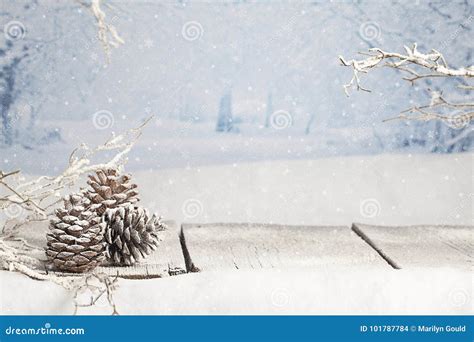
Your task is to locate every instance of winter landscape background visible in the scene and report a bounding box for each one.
[0,0,472,317]
[0,0,472,226]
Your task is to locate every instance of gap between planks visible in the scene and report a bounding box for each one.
[351,223,473,270]
[180,222,389,272]
[351,224,401,269]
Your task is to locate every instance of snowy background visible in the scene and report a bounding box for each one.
[0,1,472,316]
[0,0,472,225]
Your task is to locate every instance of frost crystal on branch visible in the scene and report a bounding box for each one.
[339,44,474,127]
[0,117,152,303]
[0,117,152,220]
[76,0,124,63]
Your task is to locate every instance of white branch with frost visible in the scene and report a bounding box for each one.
[339,44,474,127]
[0,117,152,313]
[384,92,474,127]
[339,43,474,96]
[0,117,152,219]
[76,0,125,63]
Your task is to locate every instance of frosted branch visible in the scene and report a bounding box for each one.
[339,43,474,96]
[72,272,119,315]
[0,116,152,219]
[339,44,474,126]
[77,0,125,63]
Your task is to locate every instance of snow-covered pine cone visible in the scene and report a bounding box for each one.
[104,205,166,266]
[46,194,107,273]
[84,168,139,216]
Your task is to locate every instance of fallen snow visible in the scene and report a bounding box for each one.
[134,153,472,226]
[0,153,471,314]
[1,267,471,315]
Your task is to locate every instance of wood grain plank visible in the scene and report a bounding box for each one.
[181,223,388,271]
[352,223,473,270]
[7,219,186,279]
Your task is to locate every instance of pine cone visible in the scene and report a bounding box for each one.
[84,168,139,216]
[104,205,166,266]
[46,194,106,273]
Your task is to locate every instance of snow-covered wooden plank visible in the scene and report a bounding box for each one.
[352,223,473,270]
[9,219,186,279]
[181,223,388,271]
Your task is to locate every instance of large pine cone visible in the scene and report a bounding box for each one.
[84,168,139,216]
[46,194,106,273]
[104,205,166,266]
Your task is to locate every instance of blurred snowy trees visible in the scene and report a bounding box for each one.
[216,89,234,132]
[340,44,473,153]
[0,0,472,155]
[0,0,123,148]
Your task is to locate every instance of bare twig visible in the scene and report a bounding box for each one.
[76,0,124,63]
[0,170,20,180]
[0,116,152,220]
[1,236,120,314]
[0,117,151,315]
[384,107,474,127]
[339,44,474,128]
[73,272,119,315]
[339,43,474,96]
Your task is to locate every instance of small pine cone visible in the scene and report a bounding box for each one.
[84,168,139,216]
[46,194,106,273]
[104,205,166,266]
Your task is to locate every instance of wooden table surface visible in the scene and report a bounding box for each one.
[180,223,388,271]
[352,223,473,270]
[10,220,473,278]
